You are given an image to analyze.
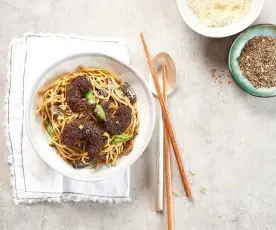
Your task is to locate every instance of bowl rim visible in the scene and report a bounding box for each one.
[228,23,276,98]
[176,0,264,38]
[25,52,156,181]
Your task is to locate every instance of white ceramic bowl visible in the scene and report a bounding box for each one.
[176,0,264,38]
[25,53,155,181]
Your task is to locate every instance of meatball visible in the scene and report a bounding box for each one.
[101,105,132,135]
[66,76,95,112]
[60,119,104,161]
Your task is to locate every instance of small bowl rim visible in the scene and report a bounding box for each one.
[25,52,156,181]
[228,23,276,98]
[176,0,264,38]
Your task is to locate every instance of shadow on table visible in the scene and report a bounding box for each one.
[203,35,237,68]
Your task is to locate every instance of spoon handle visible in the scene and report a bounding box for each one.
[157,96,164,213]
[163,65,174,230]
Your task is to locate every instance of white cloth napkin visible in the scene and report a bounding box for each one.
[5,33,131,204]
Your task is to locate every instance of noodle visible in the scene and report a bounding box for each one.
[36,66,139,168]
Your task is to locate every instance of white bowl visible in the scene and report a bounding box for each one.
[176,0,264,38]
[25,53,155,181]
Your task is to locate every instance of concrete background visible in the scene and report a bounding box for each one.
[1,0,276,229]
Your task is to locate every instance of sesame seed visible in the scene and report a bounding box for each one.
[239,36,276,88]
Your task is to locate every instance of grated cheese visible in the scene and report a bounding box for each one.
[188,0,251,27]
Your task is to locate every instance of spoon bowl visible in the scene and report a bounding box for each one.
[148,52,177,96]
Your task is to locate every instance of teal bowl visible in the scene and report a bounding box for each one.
[229,24,276,97]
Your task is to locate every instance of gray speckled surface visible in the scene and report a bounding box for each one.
[1,0,276,229]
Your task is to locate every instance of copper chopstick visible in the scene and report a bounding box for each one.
[140,32,192,198]
[162,65,174,230]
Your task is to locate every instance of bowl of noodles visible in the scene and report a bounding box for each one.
[25,53,155,181]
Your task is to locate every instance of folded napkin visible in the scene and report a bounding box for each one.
[5,33,131,204]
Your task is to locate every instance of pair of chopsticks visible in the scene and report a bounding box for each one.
[140,33,192,229]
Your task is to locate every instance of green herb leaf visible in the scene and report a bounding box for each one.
[96,78,101,83]
[109,102,117,110]
[84,88,96,104]
[110,133,132,144]
[103,132,110,138]
[58,104,67,111]
[49,140,55,147]
[57,115,64,121]
[94,104,106,121]
[200,187,206,194]
[172,191,178,197]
